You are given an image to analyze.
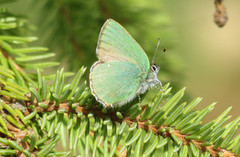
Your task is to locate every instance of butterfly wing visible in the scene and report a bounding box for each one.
[90,61,142,106]
[97,19,150,74]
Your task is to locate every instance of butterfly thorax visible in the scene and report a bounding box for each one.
[137,64,161,94]
[90,19,164,107]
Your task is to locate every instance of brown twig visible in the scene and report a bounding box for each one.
[0,94,237,157]
[1,48,23,72]
[0,102,37,157]
[30,101,236,157]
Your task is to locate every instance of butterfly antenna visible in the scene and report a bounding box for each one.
[152,38,161,64]
[154,48,167,63]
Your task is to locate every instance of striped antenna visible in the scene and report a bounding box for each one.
[152,38,161,64]
[152,38,167,64]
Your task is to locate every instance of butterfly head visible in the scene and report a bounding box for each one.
[150,64,160,74]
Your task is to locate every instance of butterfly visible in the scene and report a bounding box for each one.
[89,19,163,107]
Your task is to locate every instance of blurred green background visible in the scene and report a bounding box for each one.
[164,0,240,122]
[3,0,240,122]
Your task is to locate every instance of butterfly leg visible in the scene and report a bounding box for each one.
[138,95,141,107]
[156,80,164,92]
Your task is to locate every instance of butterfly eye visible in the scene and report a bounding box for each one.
[151,64,157,72]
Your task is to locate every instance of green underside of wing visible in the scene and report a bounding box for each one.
[98,19,150,74]
[91,61,146,105]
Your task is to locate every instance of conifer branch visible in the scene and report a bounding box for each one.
[3,95,233,157]
[1,1,240,156]
[1,50,21,72]
[0,65,239,156]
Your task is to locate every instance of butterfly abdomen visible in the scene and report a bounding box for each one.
[89,19,162,107]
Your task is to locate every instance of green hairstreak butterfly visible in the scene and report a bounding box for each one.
[89,19,163,107]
